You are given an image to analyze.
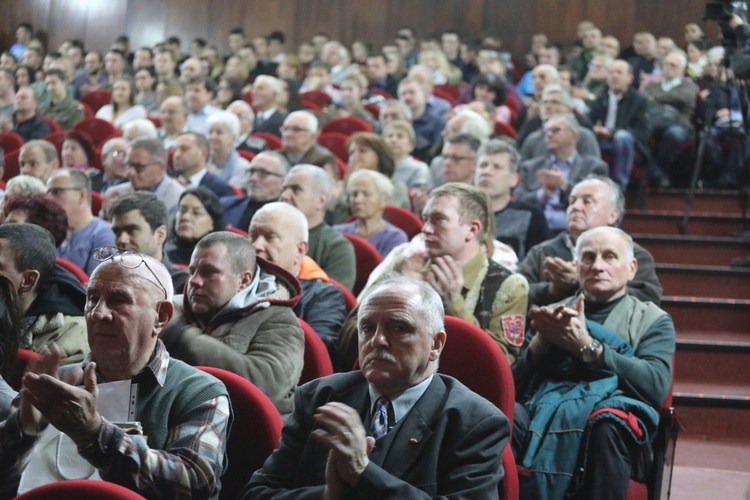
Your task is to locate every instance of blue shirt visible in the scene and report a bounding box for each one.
[187,104,221,136]
[58,217,115,275]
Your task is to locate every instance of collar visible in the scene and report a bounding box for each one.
[608,89,625,102]
[83,339,170,387]
[548,152,577,167]
[460,250,488,288]
[661,77,683,92]
[188,168,208,187]
[368,374,434,424]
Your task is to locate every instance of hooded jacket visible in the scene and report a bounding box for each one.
[22,264,89,364]
[162,257,305,417]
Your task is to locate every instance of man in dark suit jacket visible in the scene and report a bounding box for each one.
[251,75,288,137]
[514,113,609,233]
[242,273,509,499]
[589,59,651,191]
[171,132,235,198]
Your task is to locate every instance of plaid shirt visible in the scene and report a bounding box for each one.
[0,341,231,499]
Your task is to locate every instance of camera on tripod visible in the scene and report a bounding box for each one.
[705,0,747,23]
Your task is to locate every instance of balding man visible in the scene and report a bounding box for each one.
[249,202,346,361]
[0,247,230,498]
[3,87,51,142]
[227,100,267,154]
[590,60,651,192]
[515,114,608,232]
[157,96,189,150]
[179,57,204,84]
[19,139,59,183]
[251,75,287,137]
[280,110,337,168]
[518,176,662,306]
[513,226,675,499]
[643,50,697,187]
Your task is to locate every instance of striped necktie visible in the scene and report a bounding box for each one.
[370,396,391,440]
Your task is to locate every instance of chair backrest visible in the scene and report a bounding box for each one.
[317,132,349,162]
[0,132,24,153]
[383,205,424,240]
[250,132,282,150]
[300,90,333,108]
[363,103,380,120]
[238,149,256,163]
[14,479,146,499]
[440,315,515,425]
[91,191,103,217]
[79,89,113,114]
[297,318,334,385]
[73,118,119,148]
[434,84,461,101]
[328,278,357,313]
[56,257,89,286]
[321,116,373,136]
[369,88,393,100]
[431,88,458,108]
[3,149,19,181]
[195,366,283,500]
[341,233,383,296]
[44,130,68,157]
[40,116,61,133]
[495,121,518,139]
[147,116,162,128]
[225,225,249,238]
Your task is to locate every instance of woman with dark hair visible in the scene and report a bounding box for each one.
[472,72,512,124]
[14,64,34,88]
[3,192,68,247]
[0,274,22,420]
[166,187,226,265]
[134,66,158,112]
[326,132,410,224]
[278,77,302,113]
[61,130,95,170]
[214,76,244,109]
[95,76,147,128]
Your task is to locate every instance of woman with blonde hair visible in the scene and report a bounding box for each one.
[95,76,147,128]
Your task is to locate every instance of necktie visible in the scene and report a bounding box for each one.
[370,396,391,440]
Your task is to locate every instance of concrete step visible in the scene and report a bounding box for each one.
[622,210,748,237]
[662,297,750,334]
[656,264,750,299]
[674,381,750,440]
[634,234,750,267]
[639,188,743,213]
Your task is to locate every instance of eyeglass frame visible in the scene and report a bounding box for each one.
[93,246,168,300]
[248,167,285,179]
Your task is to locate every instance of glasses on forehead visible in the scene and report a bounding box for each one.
[93,246,168,300]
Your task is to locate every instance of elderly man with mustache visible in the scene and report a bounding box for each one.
[242,272,509,499]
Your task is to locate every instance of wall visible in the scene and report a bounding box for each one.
[0,0,714,58]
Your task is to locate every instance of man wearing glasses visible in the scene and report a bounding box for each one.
[221,151,290,231]
[515,114,608,233]
[279,111,337,169]
[0,246,231,498]
[90,137,129,194]
[102,137,184,218]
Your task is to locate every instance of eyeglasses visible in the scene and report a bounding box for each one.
[443,154,475,163]
[106,150,126,159]
[93,246,168,300]
[280,125,310,134]
[125,161,160,173]
[541,98,563,106]
[47,187,81,196]
[544,126,572,134]
[248,167,284,178]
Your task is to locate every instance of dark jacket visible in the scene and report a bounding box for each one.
[297,278,346,364]
[199,171,236,198]
[588,87,652,160]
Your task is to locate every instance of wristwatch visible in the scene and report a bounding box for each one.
[580,339,602,363]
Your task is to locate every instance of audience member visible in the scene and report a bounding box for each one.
[18,140,59,183]
[95,76,147,129]
[172,131,235,197]
[166,187,225,266]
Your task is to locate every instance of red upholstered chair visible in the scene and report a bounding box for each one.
[238,149,256,162]
[0,132,24,153]
[439,315,518,500]
[434,84,461,101]
[91,191,103,217]
[335,156,348,179]
[79,89,113,114]
[300,90,333,108]
[14,479,146,499]
[44,130,68,157]
[226,225,249,238]
[11,349,42,391]
[3,149,19,181]
[321,116,373,136]
[383,205,424,240]
[363,103,380,120]
[297,318,334,385]
[40,116,61,132]
[369,88,392,100]
[251,132,282,150]
[81,103,94,118]
[301,100,323,114]
[341,233,383,296]
[56,257,89,286]
[495,121,518,140]
[147,116,162,128]
[73,118,119,148]
[432,88,458,108]
[318,132,349,162]
[196,366,283,500]
[328,278,357,313]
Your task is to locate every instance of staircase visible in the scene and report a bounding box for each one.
[626,189,750,499]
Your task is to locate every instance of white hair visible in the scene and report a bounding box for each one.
[287,164,332,201]
[207,111,241,139]
[123,119,158,140]
[574,226,635,261]
[228,99,255,122]
[286,110,318,133]
[5,174,46,195]
[453,108,491,140]
[253,201,309,242]
[254,75,282,95]
[346,169,393,198]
